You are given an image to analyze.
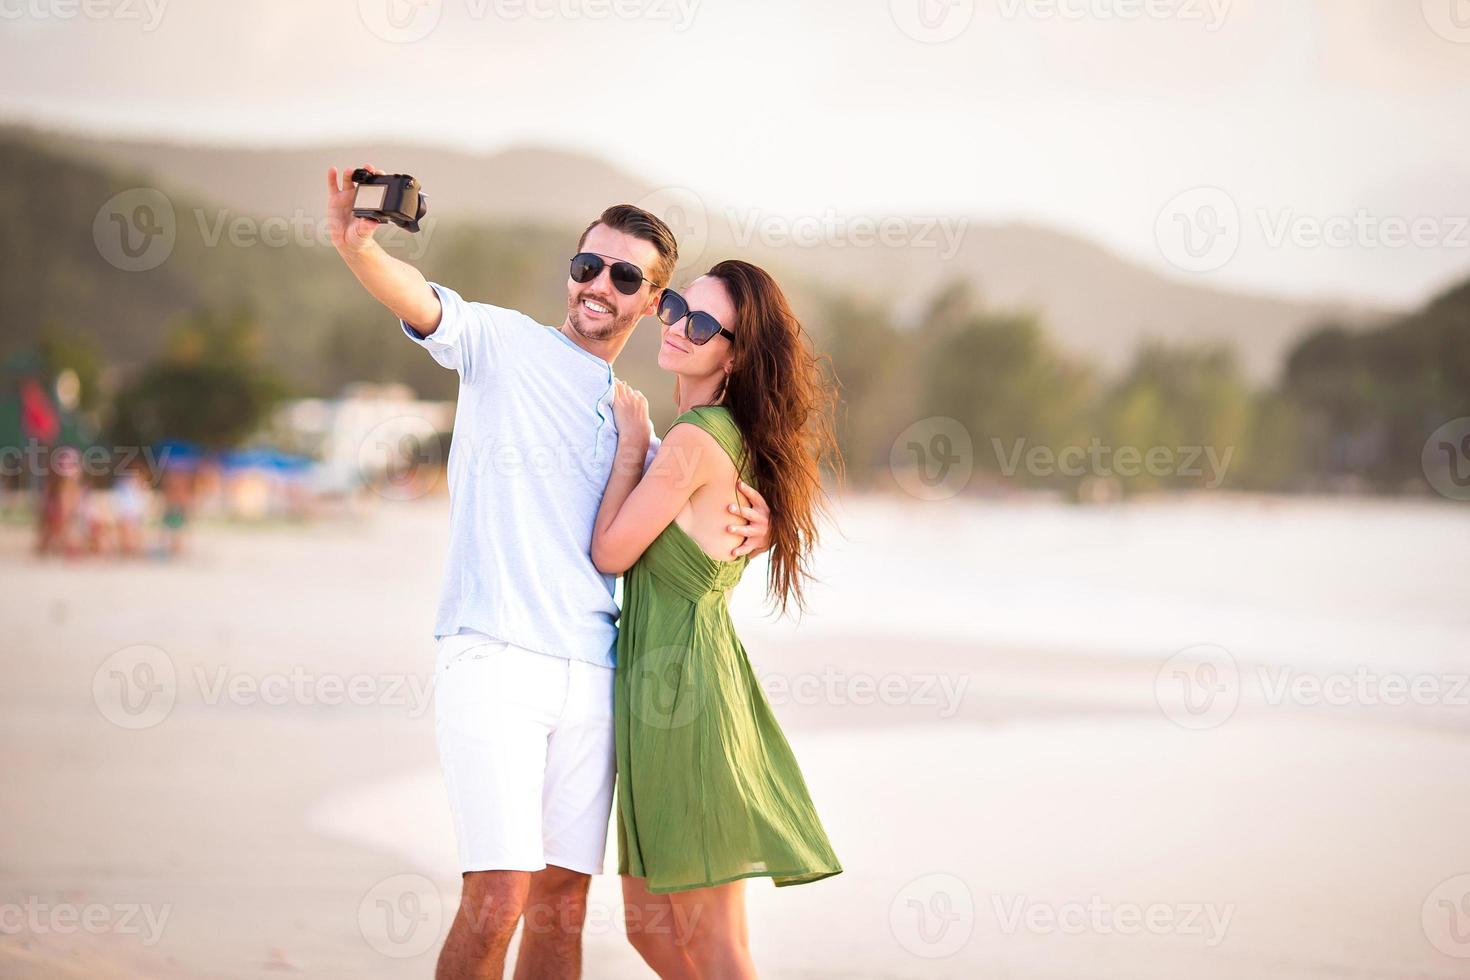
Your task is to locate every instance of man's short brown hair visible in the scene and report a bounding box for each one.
[578,205,679,288]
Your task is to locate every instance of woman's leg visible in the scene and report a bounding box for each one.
[666,879,757,980]
[622,875,698,979]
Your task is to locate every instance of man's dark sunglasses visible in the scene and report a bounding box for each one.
[657,288,736,346]
[569,252,657,296]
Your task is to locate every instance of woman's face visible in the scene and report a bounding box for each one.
[657,274,737,380]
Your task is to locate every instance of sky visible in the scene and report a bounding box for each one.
[2,0,1468,307]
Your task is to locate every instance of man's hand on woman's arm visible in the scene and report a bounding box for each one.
[326,165,441,334]
[729,481,772,558]
[591,382,665,575]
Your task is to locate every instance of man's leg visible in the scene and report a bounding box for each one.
[520,657,617,978]
[514,864,592,979]
[436,870,531,980]
[433,639,561,977]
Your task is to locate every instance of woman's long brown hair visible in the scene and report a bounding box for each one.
[694,259,843,615]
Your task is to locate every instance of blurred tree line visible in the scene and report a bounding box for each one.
[808,275,1469,497]
[5,133,1465,497]
[106,306,287,452]
[19,268,1470,499]
[25,309,287,464]
[1280,280,1470,491]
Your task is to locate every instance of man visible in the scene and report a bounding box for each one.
[325,166,771,979]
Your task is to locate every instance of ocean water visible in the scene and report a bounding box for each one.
[729,495,1470,674]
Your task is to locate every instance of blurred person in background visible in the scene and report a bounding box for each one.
[34,446,83,557]
[592,260,843,979]
[80,475,115,555]
[159,466,192,558]
[112,465,149,557]
[325,166,773,980]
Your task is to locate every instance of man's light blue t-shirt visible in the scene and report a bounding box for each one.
[401,282,656,669]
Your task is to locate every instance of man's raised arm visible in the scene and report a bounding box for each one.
[326,165,442,335]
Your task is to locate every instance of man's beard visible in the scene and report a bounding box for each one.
[567,293,638,341]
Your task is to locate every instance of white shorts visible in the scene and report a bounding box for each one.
[433,633,615,875]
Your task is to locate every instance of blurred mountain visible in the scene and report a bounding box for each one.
[0,131,656,407]
[10,124,1392,382]
[20,126,649,229]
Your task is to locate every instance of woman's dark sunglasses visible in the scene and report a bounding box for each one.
[657,289,736,346]
[569,252,657,296]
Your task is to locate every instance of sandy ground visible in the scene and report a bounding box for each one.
[3,500,1469,979]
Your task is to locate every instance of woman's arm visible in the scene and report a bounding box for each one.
[592,383,712,574]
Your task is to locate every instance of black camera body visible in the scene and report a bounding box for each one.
[351,169,428,233]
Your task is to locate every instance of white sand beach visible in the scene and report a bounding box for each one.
[3,495,1469,978]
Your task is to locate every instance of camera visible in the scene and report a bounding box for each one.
[350,168,428,233]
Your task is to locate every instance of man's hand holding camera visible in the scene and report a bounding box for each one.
[325,164,442,333]
[326,164,385,255]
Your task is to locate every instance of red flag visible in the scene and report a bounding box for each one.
[20,379,60,443]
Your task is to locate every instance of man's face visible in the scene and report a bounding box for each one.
[566,223,664,343]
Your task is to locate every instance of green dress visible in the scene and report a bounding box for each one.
[614,406,842,894]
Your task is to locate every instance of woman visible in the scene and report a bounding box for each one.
[591,259,843,978]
